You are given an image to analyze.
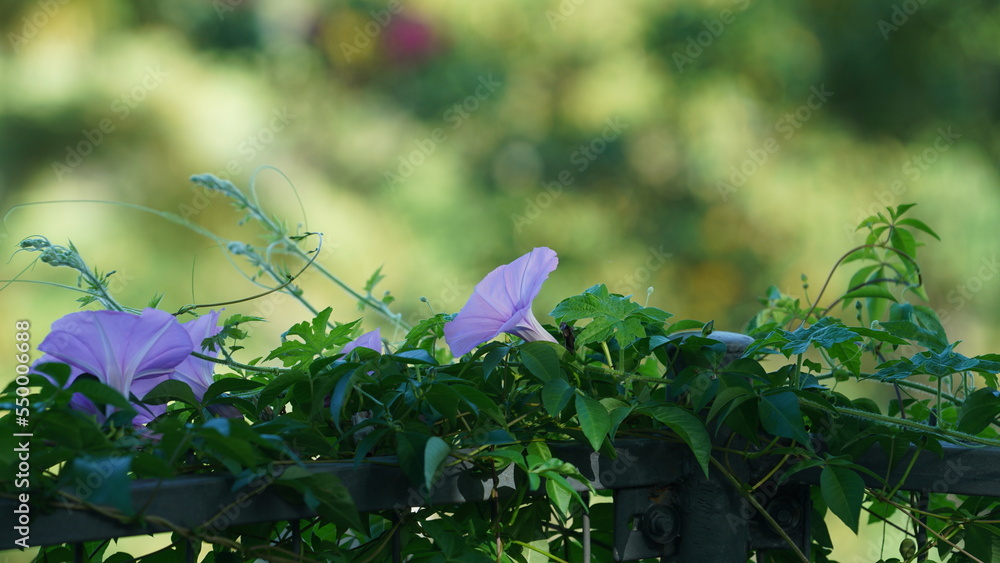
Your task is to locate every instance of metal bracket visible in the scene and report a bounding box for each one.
[612,479,811,562]
[613,485,680,561]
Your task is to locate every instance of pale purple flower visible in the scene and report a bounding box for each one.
[444,247,558,357]
[341,328,382,356]
[35,308,194,425]
[172,310,242,418]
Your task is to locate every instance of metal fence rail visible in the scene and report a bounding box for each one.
[3,439,1000,562]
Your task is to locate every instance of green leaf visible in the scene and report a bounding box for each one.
[542,378,574,417]
[423,436,451,492]
[67,378,133,410]
[549,284,665,349]
[842,285,897,303]
[957,388,1000,434]
[386,349,438,365]
[424,384,461,423]
[890,226,918,261]
[295,473,362,530]
[545,473,579,521]
[328,366,361,431]
[965,523,1000,563]
[781,318,859,355]
[396,431,430,490]
[892,203,918,219]
[257,370,308,410]
[64,456,133,515]
[519,341,563,382]
[872,343,982,380]
[897,217,940,241]
[643,405,712,477]
[452,385,505,425]
[141,379,200,407]
[202,378,263,403]
[820,465,864,533]
[760,391,810,445]
[480,344,510,378]
[665,319,706,336]
[574,394,610,451]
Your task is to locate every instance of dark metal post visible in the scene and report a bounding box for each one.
[290,520,302,555]
[676,467,748,562]
[582,492,591,562]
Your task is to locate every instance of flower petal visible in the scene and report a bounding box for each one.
[39,308,193,396]
[498,306,557,345]
[341,328,382,356]
[445,247,558,357]
[170,310,223,400]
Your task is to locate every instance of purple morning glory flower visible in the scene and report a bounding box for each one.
[172,310,242,418]
[36,308,194,425]
[340,328,382,356]
[444,247,558,357]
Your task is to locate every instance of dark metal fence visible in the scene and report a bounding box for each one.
[4,439,999,562]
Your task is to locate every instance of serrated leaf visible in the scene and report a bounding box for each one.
[574,394,610,451]
[781,318,859,355]
[878,320,948,353]
[820,465,864,533]
[549,284,658,349]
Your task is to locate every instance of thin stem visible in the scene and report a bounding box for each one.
[709,457,809,563]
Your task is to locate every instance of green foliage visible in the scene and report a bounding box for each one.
[9,196,1000,562]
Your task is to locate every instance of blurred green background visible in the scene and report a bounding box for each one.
[1,0,999,560]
